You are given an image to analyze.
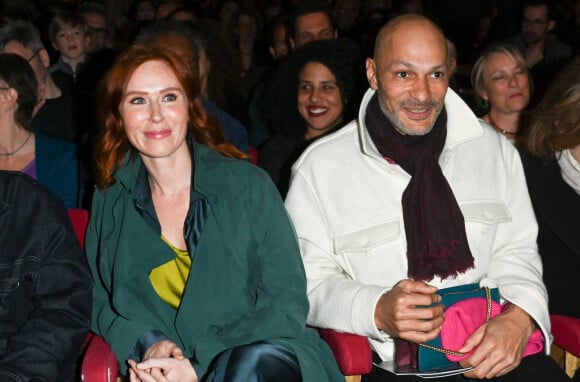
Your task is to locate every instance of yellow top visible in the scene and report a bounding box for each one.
[149,237,191,309]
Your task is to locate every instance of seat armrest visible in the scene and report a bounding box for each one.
[81,334,119,382]
[551,314,580,357]
[317,328,373,375]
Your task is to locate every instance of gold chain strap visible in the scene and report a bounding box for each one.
[417,286,492,357]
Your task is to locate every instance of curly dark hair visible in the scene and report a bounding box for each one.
[263,38,364,136]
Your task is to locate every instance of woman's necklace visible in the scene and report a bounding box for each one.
[488,114,517,137]
[0,131,32,156]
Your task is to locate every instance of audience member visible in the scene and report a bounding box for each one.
[78,1,118,59]
[128,0,156,23]
[232,7,270,78]
[267,16,291,61]
[0,53,78,208]
[472,11,496,61]
[78,1,113,55]
[508,0,572,103]
[100,0,132,37]
[263,0,288,25]
[119,0,156,45]
[85,44,343,382]
[0,170,91,381]
[50,8,110,209]
[0,18,77,143]
[197,18,248,128]
[248,0,341,156]
[260,38,363,197]
[289,1,337,49]
[519,56,580,320]
[48,11,89,90]
[285,14,569,381]
[218,0,241,39]
[471,43,531,143]
[135,20,250,153]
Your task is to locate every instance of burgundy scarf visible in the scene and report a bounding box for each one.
[365,94,474,281]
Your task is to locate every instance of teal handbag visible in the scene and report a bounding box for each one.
[417,283,500,371]
[395,283,500,372]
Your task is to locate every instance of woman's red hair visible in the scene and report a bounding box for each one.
[94,44,247,189]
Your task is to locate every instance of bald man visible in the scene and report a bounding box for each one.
[285,15,569,381]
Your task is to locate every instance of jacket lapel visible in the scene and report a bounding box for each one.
[184,190,210,260]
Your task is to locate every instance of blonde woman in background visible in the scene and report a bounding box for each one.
[471,43,531,143]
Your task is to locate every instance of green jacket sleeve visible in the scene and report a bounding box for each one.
[85,190,160,370]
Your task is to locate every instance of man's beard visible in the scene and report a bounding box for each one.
[379,99,443,136]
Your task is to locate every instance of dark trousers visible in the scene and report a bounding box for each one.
[362,353,570,381]
[202,341,301,382]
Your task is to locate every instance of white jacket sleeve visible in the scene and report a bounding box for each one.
[285,167,389,341]
[485,140,551,349]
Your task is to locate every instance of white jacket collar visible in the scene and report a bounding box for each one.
[358,88,482,159]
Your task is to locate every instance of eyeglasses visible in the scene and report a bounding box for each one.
[87,26,109,36]
[26,50,39,63]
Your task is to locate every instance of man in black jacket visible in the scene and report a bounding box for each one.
[0,171,92,381]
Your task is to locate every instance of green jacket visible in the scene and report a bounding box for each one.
[86,141,342,381]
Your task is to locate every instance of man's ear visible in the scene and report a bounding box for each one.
[547,19,556,32]
[366,58,378,90]
[289,37,296,51]
[51,41,60,52]
[38,48,51,69]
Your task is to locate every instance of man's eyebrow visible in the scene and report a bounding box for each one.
[386,60,416,71]
[387,60,447,72]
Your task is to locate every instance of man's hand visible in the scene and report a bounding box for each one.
[459,304,535,379]
[128,357,198,382]
[375,279,444,343]
[525,43,544,68]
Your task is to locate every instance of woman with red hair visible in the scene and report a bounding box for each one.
[86,44,342,382]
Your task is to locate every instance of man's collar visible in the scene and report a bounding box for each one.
[358,88,482,159]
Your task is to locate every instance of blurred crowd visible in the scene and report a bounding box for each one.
[0,0,578,202]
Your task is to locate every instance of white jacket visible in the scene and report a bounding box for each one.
[285,88,550,362]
